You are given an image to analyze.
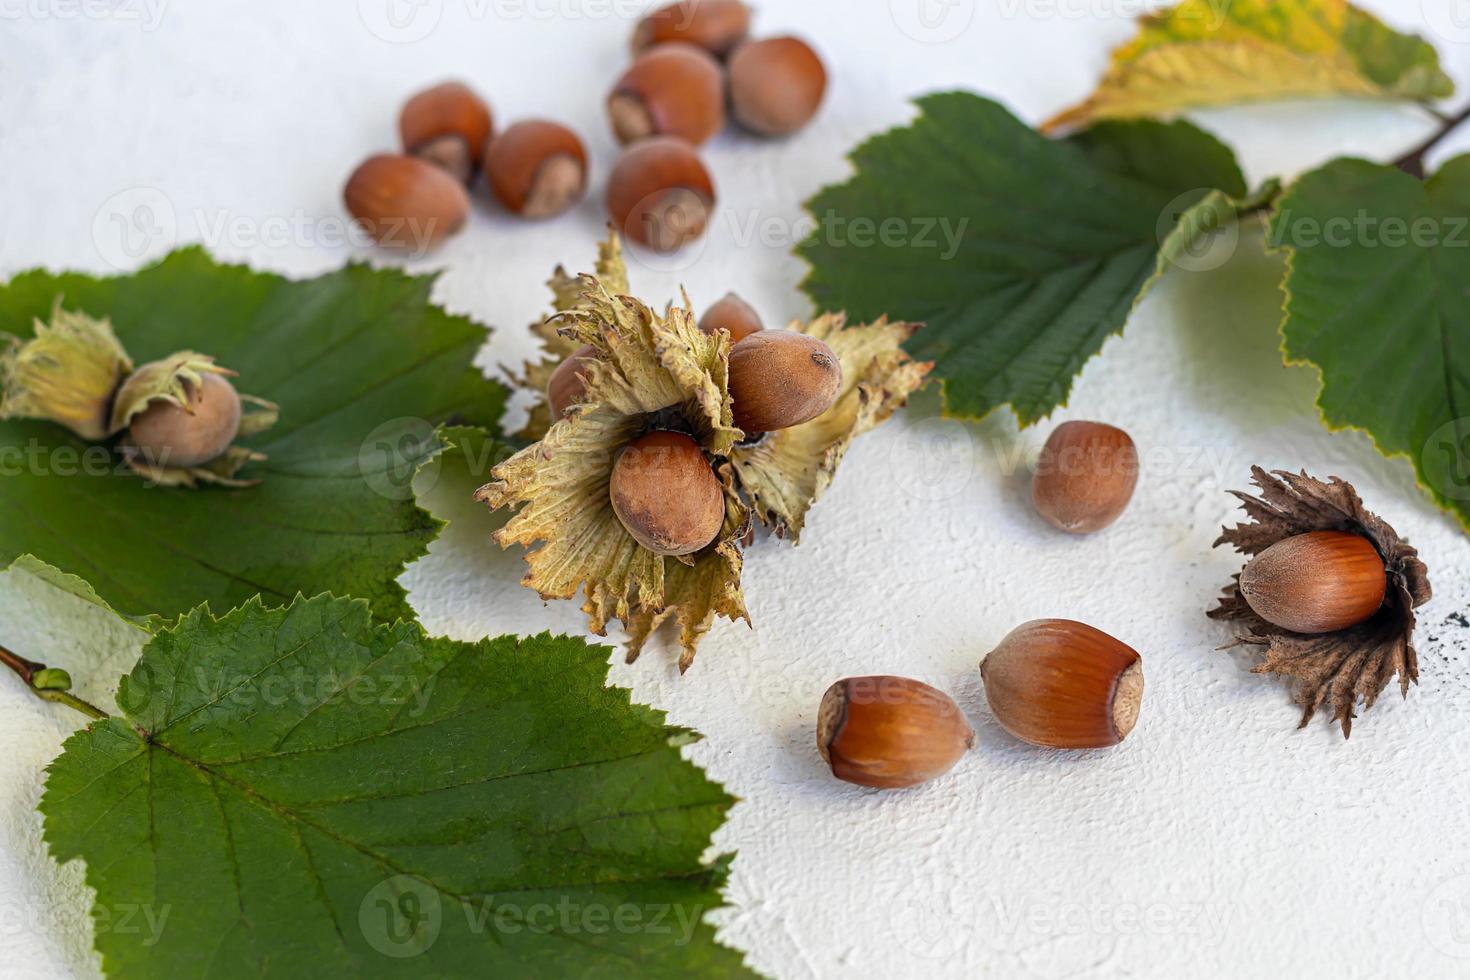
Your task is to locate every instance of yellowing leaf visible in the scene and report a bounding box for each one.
[1046,0,1453,132]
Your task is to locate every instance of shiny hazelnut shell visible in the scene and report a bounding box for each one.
[398,81,494,182]
[606,137,715,252]
[1239,530,1388,634]
[817,676,975,789]
[727,330,841,434]
[728,37,827,136]
[344,154,470,250]
[1032,420,1139,534]
[699,292,763,342]
[128,372,242,469]
[608,430,724,556]
[980,619,1144,749]
[607,43,725,147]
[632,0,751,57]
[484,120,589,219]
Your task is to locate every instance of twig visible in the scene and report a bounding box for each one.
[1394,102,1470,179]
[0,642,109,721]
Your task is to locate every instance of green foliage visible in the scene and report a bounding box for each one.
[41,595,753,979]
[0,249,506,623]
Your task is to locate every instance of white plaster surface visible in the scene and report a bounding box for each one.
[3,1,1470,977]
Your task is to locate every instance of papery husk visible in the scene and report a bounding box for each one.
[729,314,932,541]
[509,234,630,442]
[0,301,133,441]
[112,351,279,488]
[1209,467,1432,738]
[477,274,749,671]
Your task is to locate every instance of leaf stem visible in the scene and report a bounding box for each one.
[1394,103,1470,179]
[0,642,109,721]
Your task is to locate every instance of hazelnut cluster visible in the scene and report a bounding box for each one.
[344,3,828,254]
[480,232,928,669]
[0,302,278,487]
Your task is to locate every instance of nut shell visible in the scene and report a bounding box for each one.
[1239,530,1387,634]
[727,330,841,434]
[609,430,724,556]
[980,619,1144,749]
[128,372,242,469]
[344,154,470,250]
[728,37,827,136]
[398,81,494,183]
[546,344,598,420]
[608,43,725,147]
[485,120,588,219]
[1032,420,1138,534]
[606,137,715,252]
[817,676,974,789]
[699,292,763,342]
[632,0,751,57]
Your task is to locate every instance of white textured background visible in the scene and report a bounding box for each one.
[3,1,1470,977]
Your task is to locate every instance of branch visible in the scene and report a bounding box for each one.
[1,642,109,721]
[1394,102,1470,179]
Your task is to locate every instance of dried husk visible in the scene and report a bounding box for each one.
[1209,467,1432,737]
[0,302,133,441]
[111,351,279,488]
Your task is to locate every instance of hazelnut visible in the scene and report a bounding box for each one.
[546,344,598,420]
[727,330,841,434]
[398,81,494,184]
[609,430,724,556]
[606,137,716,252]
[1239,530,1387,634]
[980,619,1144,749]
[699,292,763,342]
[344,154,470,251]
[727,37,827,136]
[817,676,974,789]
[128,372,242,469]
[607,43,725,147]
[484,120,588,219]
[1032,420,1138,534]
[632,0,751,58]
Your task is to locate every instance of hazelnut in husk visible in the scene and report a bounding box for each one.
[0,302,132,441]
[1209,468,1432,737]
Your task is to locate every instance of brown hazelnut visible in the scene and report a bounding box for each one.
[484,120,588,219]
[1239,530,1387,634]
[128,372,242,469]
[1031,420,1138,534]
[981,619,1144,749]
[546,344,598,420]
[398,81,494,184]
[609,430,724,556]
[606,137,716,252]
[727,37,826,136]
[344,154,470,251]
[817,676,974,789]
[607,43,725,147]
[727,330,841,434]
[699,292,763,342]
[632,0,751,57]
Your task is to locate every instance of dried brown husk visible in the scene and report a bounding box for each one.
[1209,467,1432,737]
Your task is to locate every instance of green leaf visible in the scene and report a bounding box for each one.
[0,249,506,624]
[1045,0,1454,132]
[799,92,1267,423]
[41,594,752,978]
[1270,155,1470,530]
